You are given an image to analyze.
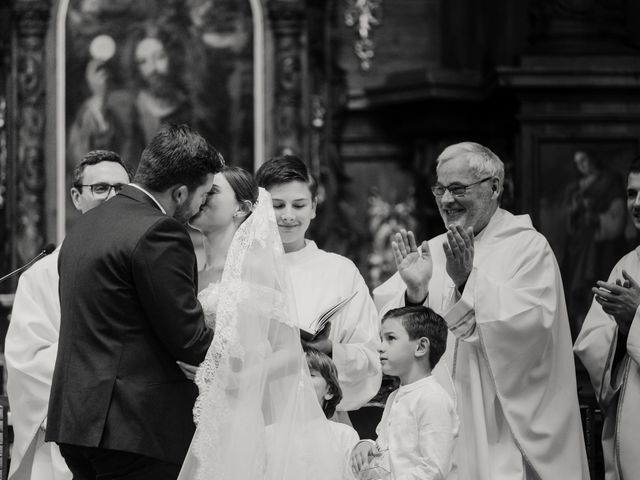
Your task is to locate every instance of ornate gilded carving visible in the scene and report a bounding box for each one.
[268,0,304,156]
[14,0,51,37]
[0,98,6,213]
[14,0,51,263]
[344,0,381,71]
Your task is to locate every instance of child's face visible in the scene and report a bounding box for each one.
[268,181,317,253]
[309,367,331,406]
[379,317,419,378]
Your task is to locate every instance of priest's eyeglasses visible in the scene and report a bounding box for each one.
[431,177,493,198]
[77,183,126,198]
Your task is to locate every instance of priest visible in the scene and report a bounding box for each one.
[374,142,589,480]
[574,157,640,480]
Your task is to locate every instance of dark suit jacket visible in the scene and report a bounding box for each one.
[46,185,213,463]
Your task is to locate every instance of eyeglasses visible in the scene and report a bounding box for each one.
[431,176,493,198]
[76,183,126,198]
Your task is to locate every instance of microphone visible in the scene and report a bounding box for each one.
[0,243,57,284]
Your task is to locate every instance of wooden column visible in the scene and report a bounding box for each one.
[268,0,306,156]
[0,2,11,279]
[12,0,51,267]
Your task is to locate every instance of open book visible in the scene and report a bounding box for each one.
[300,291,359,342]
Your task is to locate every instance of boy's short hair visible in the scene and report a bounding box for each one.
[304,345,342,418]
[255,155,318,198]
[382,306,447,368]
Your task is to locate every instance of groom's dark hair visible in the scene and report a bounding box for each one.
[134,124,224,192]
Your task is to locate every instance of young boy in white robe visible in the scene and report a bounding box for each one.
[351,306,458,480]
[256,155,381,418]
[304,346,360,479]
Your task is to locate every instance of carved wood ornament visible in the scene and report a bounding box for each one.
[14,0,51,264]
[268,0,305,156]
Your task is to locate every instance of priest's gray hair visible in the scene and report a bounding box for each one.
[436,142,505,185]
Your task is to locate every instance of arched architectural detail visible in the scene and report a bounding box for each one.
[54,0,269,241]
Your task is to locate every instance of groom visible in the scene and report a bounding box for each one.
[46,124,224,479]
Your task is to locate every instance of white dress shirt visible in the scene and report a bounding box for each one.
[374,375,458,480]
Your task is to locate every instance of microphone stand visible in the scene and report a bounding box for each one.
[0,244,56,284]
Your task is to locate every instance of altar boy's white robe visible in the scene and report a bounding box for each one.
[374,209,589,480]
[574,247,640,480]
[5,249,71,480]
[284,241,381,411]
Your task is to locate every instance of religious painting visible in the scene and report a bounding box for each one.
[62,0,256,228]
[537,139,638,338]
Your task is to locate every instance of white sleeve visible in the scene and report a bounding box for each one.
[374,272,429,319]
[5,264,61,469]
[332,268,382,411]
[443,275,479,344]
[626,305,640,365]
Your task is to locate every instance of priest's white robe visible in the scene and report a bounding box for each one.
[574,247,640,480]
[374,209,589,480]
[284,241,381,411]
[5,249,71,480]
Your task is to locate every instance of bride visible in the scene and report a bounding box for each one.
[179,166,342,480]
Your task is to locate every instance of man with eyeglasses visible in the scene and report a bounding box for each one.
[374,142,589,480]
[69,151,131,213]
[575,157,640,479]
[6,150,131,480]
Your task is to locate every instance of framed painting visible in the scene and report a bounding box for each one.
[55,0,266,235]
[536,138,638,336]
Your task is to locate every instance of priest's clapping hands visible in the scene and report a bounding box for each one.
[593,269,640,336]
[392,225,475,303]
[391,229,432,304]
[443,225,474,289]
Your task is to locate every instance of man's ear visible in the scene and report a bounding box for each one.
[70,187,82,211]
[491,178,501,199]
[172,185,189,205]
[415,337,430,359]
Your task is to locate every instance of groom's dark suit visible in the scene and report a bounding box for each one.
[46,185,212,466]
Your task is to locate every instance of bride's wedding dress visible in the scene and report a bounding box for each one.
[178,189,342,480]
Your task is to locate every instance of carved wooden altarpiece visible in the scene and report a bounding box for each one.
[0,0,340,286]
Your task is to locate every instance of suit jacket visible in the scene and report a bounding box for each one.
[46,185,213,463]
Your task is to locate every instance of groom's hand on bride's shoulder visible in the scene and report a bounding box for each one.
[177,361,198,381]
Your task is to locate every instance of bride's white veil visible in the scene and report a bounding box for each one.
[179,188,342,480]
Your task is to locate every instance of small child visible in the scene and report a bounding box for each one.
[304,346,360,479]
[351,306,458,480]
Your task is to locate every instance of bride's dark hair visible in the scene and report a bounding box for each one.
[222,166,259,209]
